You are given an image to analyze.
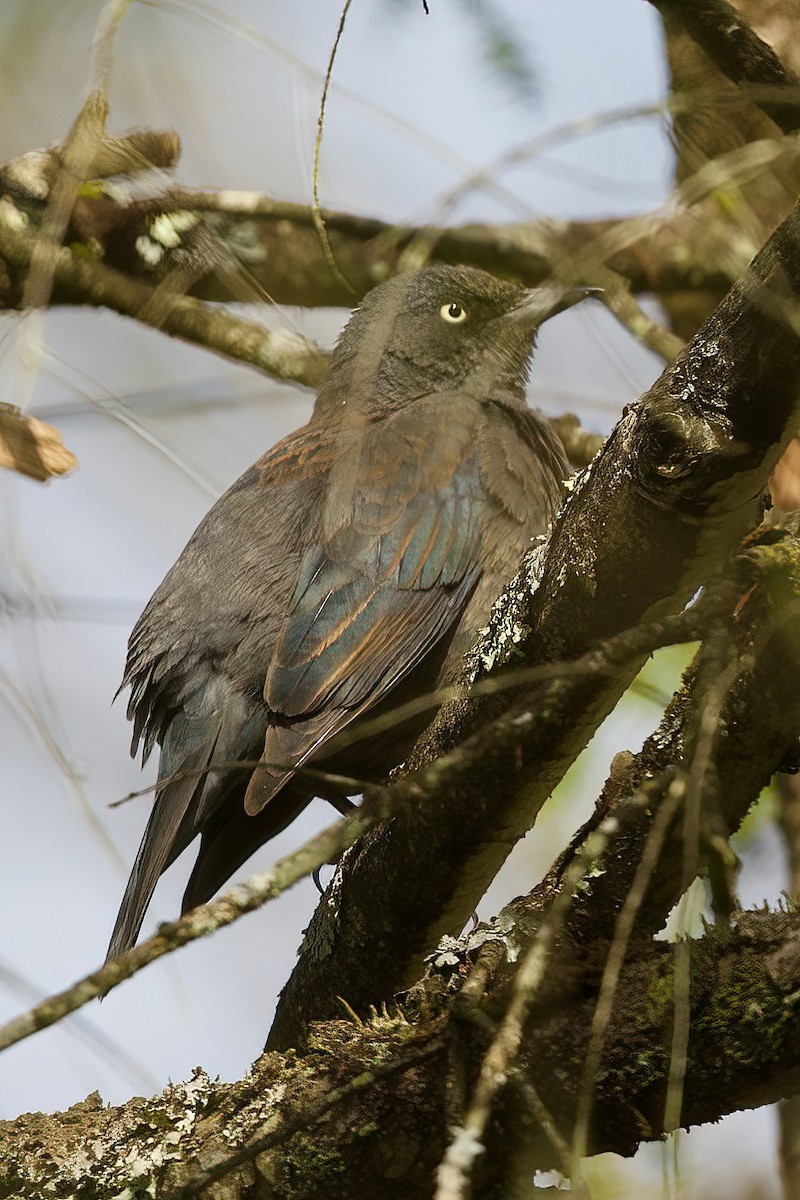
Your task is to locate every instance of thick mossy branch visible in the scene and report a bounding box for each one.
[3,916,800,1200]
[269,202,800,1050]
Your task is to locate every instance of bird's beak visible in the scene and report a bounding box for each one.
[510,284,602,327]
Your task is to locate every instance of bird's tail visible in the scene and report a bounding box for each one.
[105,769,203,961]
[243,722,305,815]
[181,783,312,912]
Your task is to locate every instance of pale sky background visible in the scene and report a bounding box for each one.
[0,2,786,1196]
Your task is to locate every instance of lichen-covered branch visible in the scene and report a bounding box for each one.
[0,201,327,388]
[3,914,800,1200]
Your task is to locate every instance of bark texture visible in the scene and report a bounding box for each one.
[3,915,800,1200]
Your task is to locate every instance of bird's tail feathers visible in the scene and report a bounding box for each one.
[105,718,222,961]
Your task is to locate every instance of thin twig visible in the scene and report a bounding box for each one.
[0,798,386,1055]
[311,0,355,293]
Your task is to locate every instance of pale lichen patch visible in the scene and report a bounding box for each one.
[135,235,164,266]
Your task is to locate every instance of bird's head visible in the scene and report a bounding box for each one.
[316,264,599,417]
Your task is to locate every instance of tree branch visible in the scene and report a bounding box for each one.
[0,604,709,1055]
[3,914,800,1199]
[0,200,327,388]
[536,517,800,947]
[650,0,800,135]
[0,798,387,1055]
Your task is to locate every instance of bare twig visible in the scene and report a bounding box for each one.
[0,798,385,1055]
[311,0,355,293]
[548,414,605,468]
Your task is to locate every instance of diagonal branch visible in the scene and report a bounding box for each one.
[0,602,708,1054]
[650,0,800,135]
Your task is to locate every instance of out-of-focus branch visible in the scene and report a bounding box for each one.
[48,183,744,308]
[548,413,605,468]
[5,136,786,319]
[650,0,800,135]
[20,0,136,312]
[0,202,327,389]
[0,131,180,203]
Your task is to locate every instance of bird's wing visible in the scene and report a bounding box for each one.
[244,407,486,814]
[107,425,332,958]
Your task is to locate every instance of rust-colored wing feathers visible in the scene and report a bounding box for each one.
[244,404,486,813]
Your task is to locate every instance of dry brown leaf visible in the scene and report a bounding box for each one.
[0,404,77,482]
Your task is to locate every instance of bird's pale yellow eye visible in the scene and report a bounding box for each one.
[440,301,468,324]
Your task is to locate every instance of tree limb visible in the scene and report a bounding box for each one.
[0,200,327,388]
[650,0,800,135]
[3,914,800,1199]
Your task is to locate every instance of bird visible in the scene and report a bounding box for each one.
[106,264,594,960]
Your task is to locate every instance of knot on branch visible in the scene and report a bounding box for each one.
[634,400,742,503]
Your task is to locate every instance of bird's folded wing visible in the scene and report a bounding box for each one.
[244,442,485,813]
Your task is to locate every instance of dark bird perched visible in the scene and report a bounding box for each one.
[107,265,593,960]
